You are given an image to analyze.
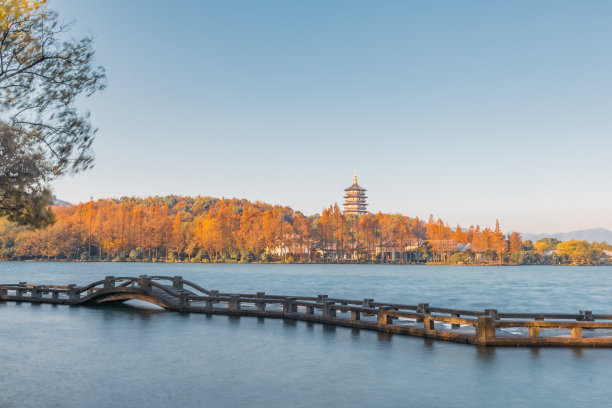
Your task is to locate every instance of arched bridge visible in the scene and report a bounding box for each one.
[3,275,612,348]
[0,276,211,310]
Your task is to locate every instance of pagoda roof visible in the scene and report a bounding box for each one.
[344,182,367,192]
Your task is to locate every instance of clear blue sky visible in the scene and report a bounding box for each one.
[50,0,612,234]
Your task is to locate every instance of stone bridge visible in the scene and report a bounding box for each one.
[2,275,612,348]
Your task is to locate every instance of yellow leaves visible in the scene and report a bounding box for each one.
[0,0,47,26]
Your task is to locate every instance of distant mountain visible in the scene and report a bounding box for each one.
[520,228,612,243]
[52,197,71,206]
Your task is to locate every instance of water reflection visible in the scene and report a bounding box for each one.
[476,346,496,362]
[377,332,392,342]
[322,324,337,334]
[282,318,297,328]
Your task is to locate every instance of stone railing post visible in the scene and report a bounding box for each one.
[317,294,328,303]
[17,282,27,297]
[416,303,429,323]
[139,275,150,293]
[579,310,594,321]
[104,276,116,289]
[283,297,297,313]
[229,295,241,310]
[484,309,499,320]
[173,276,183,290]
[363,298,375,315]
[322,300,336,317]
[67,284,79,302]
[476,316,496,345]
[377,306,392,326]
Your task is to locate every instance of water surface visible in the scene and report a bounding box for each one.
[1,263,611,407]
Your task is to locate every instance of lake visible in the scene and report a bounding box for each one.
[1,262,612,407]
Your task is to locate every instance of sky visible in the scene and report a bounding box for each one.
[49,0,612,234]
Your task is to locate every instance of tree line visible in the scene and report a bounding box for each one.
[0,196,610,265]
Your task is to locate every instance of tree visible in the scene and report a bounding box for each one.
[509,232,523,254]
[0,0,105,226]
[490,220,507,264]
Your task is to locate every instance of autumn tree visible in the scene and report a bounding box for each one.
[490,220,507,264]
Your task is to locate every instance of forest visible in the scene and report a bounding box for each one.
[0,196,610,265]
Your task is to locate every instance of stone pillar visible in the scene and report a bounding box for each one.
[424,315,435,333]
[484,309,499,320]
[283,297,297,313]
[178,293,188,310]
[0,287,7,296]
[377,306,392,326]
[571,327,583,339]
[476,316,496,344]
[229,295,241,310]
[257,301,266,312]
[52,291,59,300]
[207,290,219,308]
[305,305,315,315]
[322,300,336,318]
[579,310,594,321]
[104,276,116,289]
[451,312,461,329]
[529,325,540,338]
[350,310,360,321]
[530,316,544,337]
[172,276,183,290]
[32,286,43,299]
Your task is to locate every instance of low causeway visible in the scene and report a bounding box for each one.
[2,275,612,347]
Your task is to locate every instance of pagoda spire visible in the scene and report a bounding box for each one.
[354,169,357,184]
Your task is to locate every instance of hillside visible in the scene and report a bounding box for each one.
[521,228,612,243]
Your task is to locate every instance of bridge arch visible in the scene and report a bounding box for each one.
[87,291,174,309]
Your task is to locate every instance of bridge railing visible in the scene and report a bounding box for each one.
[4,276,612,346]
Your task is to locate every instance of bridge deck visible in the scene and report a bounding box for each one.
[2,275,612,348]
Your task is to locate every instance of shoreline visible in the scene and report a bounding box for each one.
[1,259,608,266]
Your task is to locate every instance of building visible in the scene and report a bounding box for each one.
[343,171,368,215]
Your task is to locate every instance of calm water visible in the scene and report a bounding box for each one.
[2,262,612,407]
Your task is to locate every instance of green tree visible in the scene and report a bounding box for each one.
[0,0,105,226]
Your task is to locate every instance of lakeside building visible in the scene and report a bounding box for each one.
[343,171,368,215]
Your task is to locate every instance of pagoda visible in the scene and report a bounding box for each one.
[343,171,368,215]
